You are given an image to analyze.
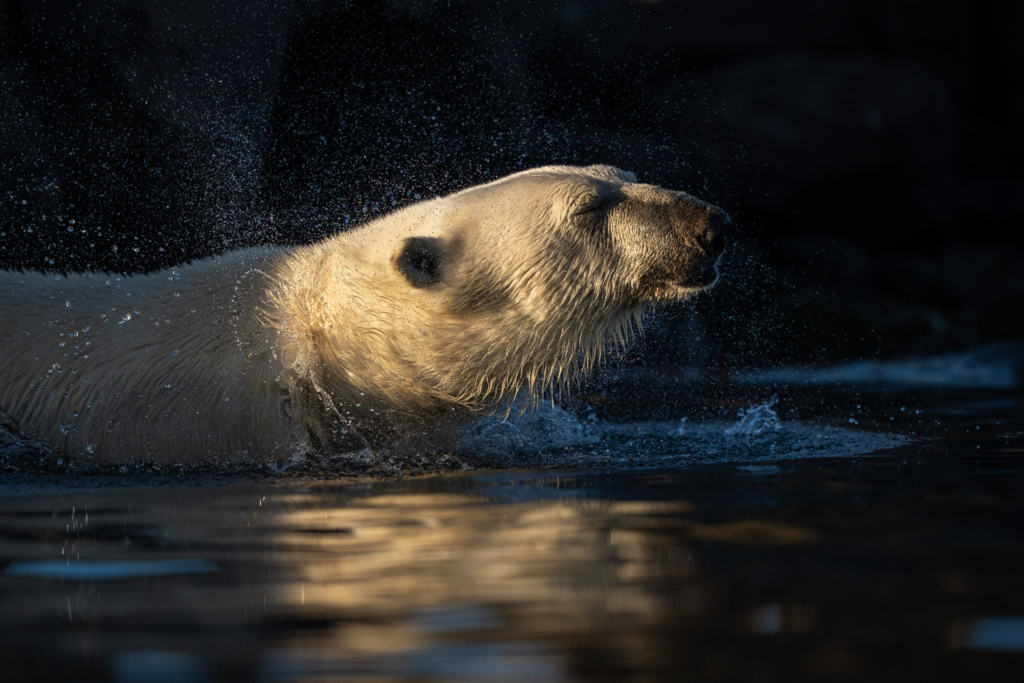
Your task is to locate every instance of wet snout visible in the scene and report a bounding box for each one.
[671,193,733,278]
[675,194,732,259]
[620,183,735,300]
[640,192,735,297]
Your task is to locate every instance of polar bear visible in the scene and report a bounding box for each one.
[0,165,731,463]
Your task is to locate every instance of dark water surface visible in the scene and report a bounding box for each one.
[1,355,1023,682]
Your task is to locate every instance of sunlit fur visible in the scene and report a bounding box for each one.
[0,165,727,462]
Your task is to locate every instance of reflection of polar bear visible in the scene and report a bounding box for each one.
[0,165,731,463]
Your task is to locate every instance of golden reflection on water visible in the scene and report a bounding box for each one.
[0,483,820,680]
[261,491,819,679]
[275,493,816,615]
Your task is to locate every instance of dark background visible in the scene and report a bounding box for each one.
[1,0,1021,368]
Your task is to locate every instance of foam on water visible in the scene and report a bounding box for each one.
[456,398,906,470]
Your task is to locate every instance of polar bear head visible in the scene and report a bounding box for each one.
[271,165,731,440]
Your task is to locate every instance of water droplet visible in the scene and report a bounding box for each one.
[171,349,179,357]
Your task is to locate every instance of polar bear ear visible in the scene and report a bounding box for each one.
[581,165,638,184]
[570,181,626,218]
[393,236,446,288]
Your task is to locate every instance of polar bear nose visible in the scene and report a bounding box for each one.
[704,208,733,256]
[709,209,733,236]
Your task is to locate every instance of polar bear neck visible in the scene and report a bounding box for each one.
[266,237,644,416]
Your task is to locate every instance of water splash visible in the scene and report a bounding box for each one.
[725,399,782,437]
[457,400,598,458]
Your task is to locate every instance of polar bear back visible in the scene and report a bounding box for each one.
[0,248,306,463]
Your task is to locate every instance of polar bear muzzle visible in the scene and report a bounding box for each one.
[612,186,733,303]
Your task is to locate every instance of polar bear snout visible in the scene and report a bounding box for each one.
[702,207,733,259]
[680,204,732,288]
[627,193,734,301]
[671,196,732,264]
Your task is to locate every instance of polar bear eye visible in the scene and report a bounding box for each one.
[394,236,446,288]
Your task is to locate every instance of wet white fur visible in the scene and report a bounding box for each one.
[0,165,709,463]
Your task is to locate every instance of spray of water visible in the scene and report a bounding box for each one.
[724,398,782,437]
